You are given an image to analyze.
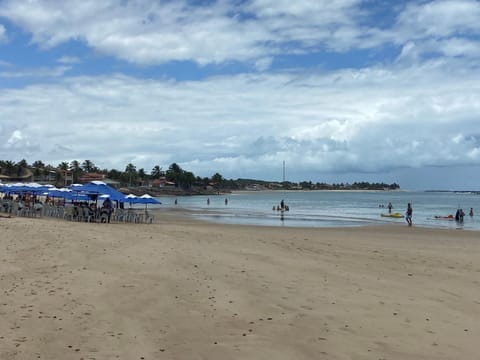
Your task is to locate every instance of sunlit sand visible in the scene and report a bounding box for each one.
[1,213,478,359]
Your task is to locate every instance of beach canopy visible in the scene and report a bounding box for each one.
[137,194,161,205]
[69,181,126,201]
[121,193,161,205]
[43,187,92,201]
[0,182,54,194]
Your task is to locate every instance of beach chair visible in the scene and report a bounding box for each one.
[124,209,135,223]
[55,206,65,218]
[112,208,123,222]
[63,206,75,221]
[54,205,61,217]
[19,205,30,217]
[144,210,154,224]
[33,203,43,217]
[82,206,95,222]
[11,201,19,216]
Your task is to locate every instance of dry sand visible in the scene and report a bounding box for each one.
[1,212,479,360]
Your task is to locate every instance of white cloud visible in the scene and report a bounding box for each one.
[396,0,480,39]
[0,0,478,69]
[57,56,81,64]
[0,57,479,180]
[0,23,6,42]
[0,1,479,187]
[0,65,71,78]
[0,59,12,67]
[0,0,271,65]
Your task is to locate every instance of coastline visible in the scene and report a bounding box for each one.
[1,214,479,359]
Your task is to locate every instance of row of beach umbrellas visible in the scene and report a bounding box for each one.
[0,181,161,206]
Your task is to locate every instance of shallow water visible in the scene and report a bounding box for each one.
[155,190,480,230]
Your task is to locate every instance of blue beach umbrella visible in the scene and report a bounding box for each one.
[122,194,138,207]
[44,187,89,201]
[135,194,161,209]
[70,181,125,202]
[138,194,161,204]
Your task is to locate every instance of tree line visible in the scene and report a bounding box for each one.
[0,159,400,191]
[0,159,227,190]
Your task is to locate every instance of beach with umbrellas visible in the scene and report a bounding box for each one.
[0,180,160,223]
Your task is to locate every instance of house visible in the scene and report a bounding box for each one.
[151,177,176,188]
[78,172,106,183]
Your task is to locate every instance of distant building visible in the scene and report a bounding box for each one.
[78,172,106,183]
[244,184,264,191]
[151,177,175,188]
[63,170,74,186]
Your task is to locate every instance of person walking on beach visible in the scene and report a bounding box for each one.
[406,203,413,226]
[102,197,113,223]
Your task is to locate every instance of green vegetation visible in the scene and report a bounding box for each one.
[0,159,400,192]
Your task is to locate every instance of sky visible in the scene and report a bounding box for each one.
[0,0,480,190]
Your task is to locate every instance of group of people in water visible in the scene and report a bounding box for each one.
[454,208,474,223]
[383,201,474,226]
[273,199,289,212]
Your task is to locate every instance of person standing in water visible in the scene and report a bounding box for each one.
[406,203,413,226]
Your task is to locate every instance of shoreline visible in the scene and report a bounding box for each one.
[1,214,479,359]
[150,207,480,232]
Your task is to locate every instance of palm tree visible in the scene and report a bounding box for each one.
[70,160,82,183]
[151,165,163,179]
[138,168,147,185]
[3,160,16,176]
[166,163,183,187]
[107,169,122,182]
[58,162,69,171]
[81,159,95,173]
[211,172,224,186]
[16,159,28,176]
[180,171,195,189]
[125,163,137,186]
[55,162,69,185]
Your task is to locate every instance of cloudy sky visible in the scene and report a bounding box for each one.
[1,0,479,190]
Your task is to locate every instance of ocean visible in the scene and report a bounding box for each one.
[154,190,480,231]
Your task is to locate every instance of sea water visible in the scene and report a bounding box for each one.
[155,191,480,230]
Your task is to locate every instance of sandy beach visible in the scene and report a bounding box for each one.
[1,212,479,360]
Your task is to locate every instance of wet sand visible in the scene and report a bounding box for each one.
[1,213,479,359]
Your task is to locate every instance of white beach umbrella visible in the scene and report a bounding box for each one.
[137,194,161,207]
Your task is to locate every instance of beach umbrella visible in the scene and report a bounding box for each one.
[122,194,138,206]
[139,194,161,204]
[70,181,125,201]
[1,182,52,195]
[124,194,138,200]
[45,187,89,201]
[118,193,140,209]
[135,194,161,209]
